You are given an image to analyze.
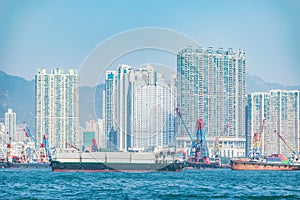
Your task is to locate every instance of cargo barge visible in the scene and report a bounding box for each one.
[231,155,300,171]
[0,162,50,169]
[50,150,184,172]
[231,160,300,171]
[184,159,222,169]
[231,117,300,171]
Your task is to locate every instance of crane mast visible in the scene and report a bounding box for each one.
[22,123,39,162]
[213,136,220,159]
[194,119,210,164]
[213,122,229,161]
[92,138,98,152]
[43,135,52,161]
[222,123,229,149]
[249,117,266,161]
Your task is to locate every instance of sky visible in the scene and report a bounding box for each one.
[0,0,300,86]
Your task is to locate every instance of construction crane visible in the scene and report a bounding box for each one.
[65,142,80,151]
[22,123,39,162]
[213,122,229,161]
[175,108,210,164]
[194,119,210,164]
[175,108,194,143]
[39,143,47,163]
[0,127,13,164]
[213,136,220,159]
[20,145,27,164]
[92,138,98,152]
[249,117,266,161]
[23,123,37,150]
[6,135,12,163]
[0,128,21,165]
[274,130,298,162]
[221,123,229,150]
[259,116,266,156]
[42,135,52,161]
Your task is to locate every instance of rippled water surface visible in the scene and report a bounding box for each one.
[0,168,299,199]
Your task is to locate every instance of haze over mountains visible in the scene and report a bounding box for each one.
[0,70,299,131]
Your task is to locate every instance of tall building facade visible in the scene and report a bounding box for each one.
[104,70,116,150]
[4,108,16,141]
[246,90,300,157]
[35,68,79,149]
[130,66,176,150]
[104,65,132,151]
[104,65,177,151]
[177,47,246,157]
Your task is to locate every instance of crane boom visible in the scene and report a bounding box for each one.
[259,116,266,156]
[221,122,229,149]
[274,130,296,154]
[65,142,80,151]
[43,135,52,161]
[214,137,220,149]
[23,123,37,150]
[175,108,194,143]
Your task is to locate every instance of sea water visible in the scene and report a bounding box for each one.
[0,168,299,199]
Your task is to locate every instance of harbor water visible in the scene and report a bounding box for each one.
[0,168,299,199]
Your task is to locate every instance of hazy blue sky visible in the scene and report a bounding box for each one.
[1,0,299,86]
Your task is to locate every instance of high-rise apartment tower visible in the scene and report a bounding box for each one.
[177,47,246,157]
[35,68,79,149]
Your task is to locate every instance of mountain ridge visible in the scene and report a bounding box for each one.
[246,73,300,93]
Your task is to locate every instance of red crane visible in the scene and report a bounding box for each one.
[6,135,12,163]
[194,119,210,164]
[65,142,80,151]
[92,138,98,152]
[175,108,210,164]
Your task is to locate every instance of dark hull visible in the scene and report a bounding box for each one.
[0,162,51,169]
[51,161,183,172]
[185,161,222,169]
[231,160,300,171]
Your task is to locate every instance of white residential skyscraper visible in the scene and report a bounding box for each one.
[35,68,79,149]
[4,108,16,141]
[177,47,246,157]
[246,90,300,157]
[130,66,176,150]
[104,65,132,151]
[104,70,117,150]
[104,65,177,151]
